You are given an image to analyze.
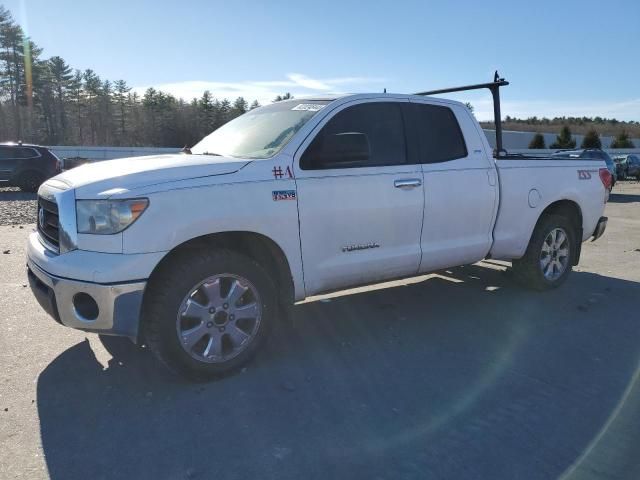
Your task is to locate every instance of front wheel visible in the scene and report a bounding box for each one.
[143,248,276,380]
[512,214,575,290]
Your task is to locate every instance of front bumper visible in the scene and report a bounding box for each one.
[592,216,608,241]
[27,258,146,341]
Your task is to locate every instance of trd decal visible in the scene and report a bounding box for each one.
[272,190,297,201]
[577,170,592,180]
[272,166,294,179]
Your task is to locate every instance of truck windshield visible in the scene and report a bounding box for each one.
[191,100,331,159]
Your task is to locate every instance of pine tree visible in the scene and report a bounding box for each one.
[48,56,73,142]
[0,9,26,138]
[528,132,546,149]
[549,125,576,149]
[113,80,131,143]
[198,90,215,134]
[232,96,248,116]
[274,92,293,102]
[98,80,113,144]
[218,98,232,127]
[610,130,635,148]
[580,129,601,149]
[68,70,84,143]
[83,69,102,144]
[250,100,260,110]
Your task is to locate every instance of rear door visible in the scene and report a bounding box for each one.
[294,99,425,295]
[407,101,498,272]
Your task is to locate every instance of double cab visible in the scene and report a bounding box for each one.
[27,78,610,379]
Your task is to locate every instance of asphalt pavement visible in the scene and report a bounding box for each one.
[1,182,639,480]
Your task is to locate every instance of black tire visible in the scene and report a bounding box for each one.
[512,214,576,291]
[17,171,46,193]
[142,248,276,381]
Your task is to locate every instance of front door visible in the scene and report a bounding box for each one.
[294,99,425,296]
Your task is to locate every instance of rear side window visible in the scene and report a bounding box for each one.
[15,147,38,158]
[301,102,406,170]
[413,104,467,163]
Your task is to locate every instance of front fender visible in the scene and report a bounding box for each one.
[122,178,304,300]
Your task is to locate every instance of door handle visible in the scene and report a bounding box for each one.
[394,178,422,189]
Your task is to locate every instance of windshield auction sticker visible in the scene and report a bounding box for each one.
[291,104,326,112]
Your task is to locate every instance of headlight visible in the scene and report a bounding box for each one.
[76,199,149,235]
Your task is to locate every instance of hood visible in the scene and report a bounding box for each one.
[53,154,250,198]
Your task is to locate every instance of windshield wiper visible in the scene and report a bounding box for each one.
[200,151,223,156]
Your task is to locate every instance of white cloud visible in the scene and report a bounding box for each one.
[132,73,385,105]
[286,73,331,91]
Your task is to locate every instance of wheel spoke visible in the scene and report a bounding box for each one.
[555,230,567,248]
[233,302,260,319]
[203,334,222,358]
[227,324,250,347]
[545,260,554,277]
[554,259,563,275]
[541,255,552,269]
[226,279,248,306]
[181,322,208,350]
[181,299,209,320]
[557,247,569,259]
[202,278,223,306]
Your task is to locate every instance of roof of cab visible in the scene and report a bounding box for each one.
[278,93,465,107]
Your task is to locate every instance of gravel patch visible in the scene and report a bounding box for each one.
[0,187,37,226]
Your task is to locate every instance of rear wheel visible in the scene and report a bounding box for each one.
[512,214,575,290]
[143,248,276,380]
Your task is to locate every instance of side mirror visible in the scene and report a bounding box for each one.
[318,132,370,167]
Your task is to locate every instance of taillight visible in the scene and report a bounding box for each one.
[599,168,612,201]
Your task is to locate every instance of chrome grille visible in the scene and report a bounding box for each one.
[37,196,60,250]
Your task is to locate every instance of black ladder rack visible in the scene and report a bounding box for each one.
[414,71,509,158]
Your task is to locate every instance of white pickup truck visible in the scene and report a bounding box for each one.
[27,76,610,379]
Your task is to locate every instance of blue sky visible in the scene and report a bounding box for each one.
[4,0,640,120]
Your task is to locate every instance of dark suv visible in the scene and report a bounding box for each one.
[0,143,61,192]
[613,154,640,180]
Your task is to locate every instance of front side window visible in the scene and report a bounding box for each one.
[191,100,330,159]
[301,102,406,170]
[413,103,468,163]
